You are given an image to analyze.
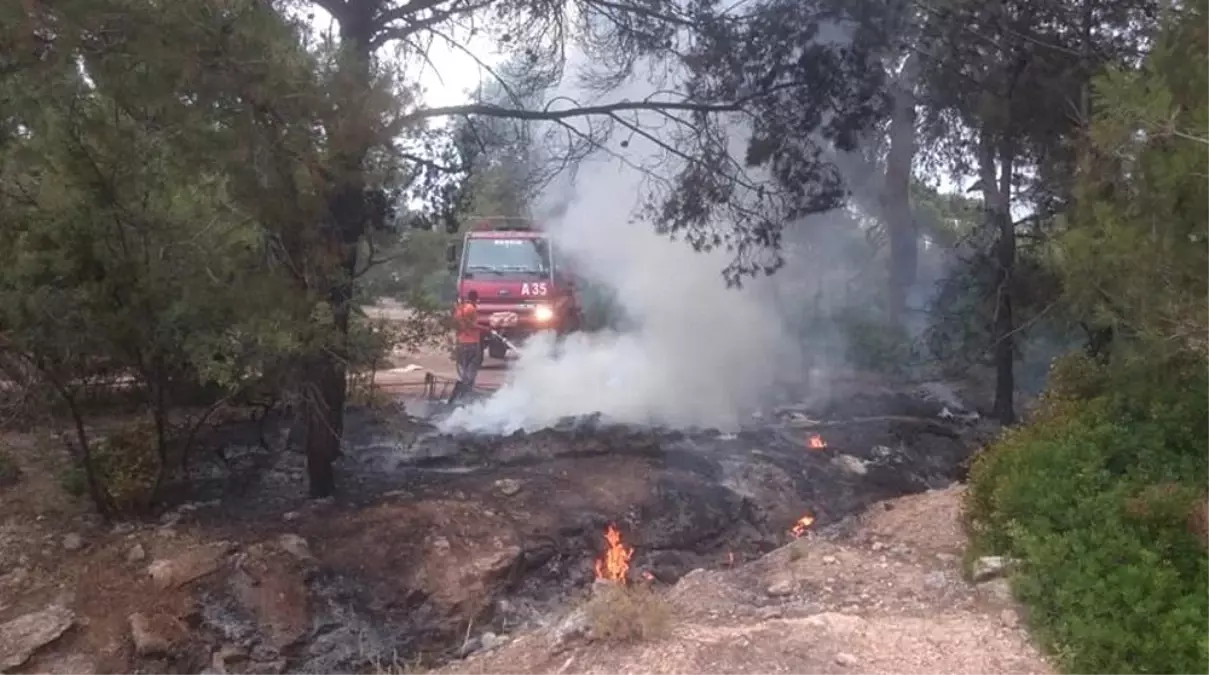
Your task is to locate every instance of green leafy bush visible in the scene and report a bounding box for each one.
[966,353,1209,674]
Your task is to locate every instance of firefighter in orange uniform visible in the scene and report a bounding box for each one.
[448,290,482,404]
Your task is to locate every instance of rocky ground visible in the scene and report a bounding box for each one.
[0,373,1050,674]
[437,486,1050,675]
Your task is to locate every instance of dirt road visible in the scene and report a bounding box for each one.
[373,345,511,399]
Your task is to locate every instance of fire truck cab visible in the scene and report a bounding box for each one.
[447,218,583,359]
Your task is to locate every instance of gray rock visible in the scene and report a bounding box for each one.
[0,605,75,670]
[831,454,868,476]
[978,578,1014,603]
[479,631,500,650]
[551,608,589,649]
[822,555,838,565]
[277,534,313,562]
[62,533,84,551]
[147,542,233,590]
[129,612,172,656]
[972,555,1012,582]
[923,571,948,590]
[758,606,783,620]
[127,543,146,564]
[282,511,300,522]
[835,652,858,667]
[804,612,866,633]
[494,478,523,497]
[765,578,794,597]
[1000,608,1019,628]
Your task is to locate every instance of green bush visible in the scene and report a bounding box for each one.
[966,353,1209,674]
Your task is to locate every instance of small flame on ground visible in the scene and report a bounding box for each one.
[808,434,827,449]
[790,513,816,537]
[594,523,634,584]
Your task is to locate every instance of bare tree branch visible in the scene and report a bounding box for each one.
[371,0,492,48]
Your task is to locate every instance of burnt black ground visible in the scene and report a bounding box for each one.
[165,384,992,672]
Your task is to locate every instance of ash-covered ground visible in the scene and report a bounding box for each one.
[132,376,995,673]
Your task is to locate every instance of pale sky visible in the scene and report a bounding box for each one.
[304,6,498,111]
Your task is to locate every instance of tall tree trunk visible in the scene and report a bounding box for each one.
[979,130,1017,425]
[882,54,920,326]
[299,2,376,498]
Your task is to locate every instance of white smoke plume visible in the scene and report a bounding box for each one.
[438,61,826,435]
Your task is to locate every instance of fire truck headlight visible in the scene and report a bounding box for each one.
[533,305,554,323]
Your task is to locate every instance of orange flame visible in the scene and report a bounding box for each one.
[790,513,815,538]
[594,523,634,584]
[808,434,827,449]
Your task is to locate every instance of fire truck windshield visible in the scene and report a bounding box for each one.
[462,237,551,278]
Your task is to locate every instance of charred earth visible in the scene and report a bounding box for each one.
[1,380,993,674]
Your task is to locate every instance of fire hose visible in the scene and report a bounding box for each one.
[486,328,521,354]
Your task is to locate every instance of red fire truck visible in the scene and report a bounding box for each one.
[447,218,583,359]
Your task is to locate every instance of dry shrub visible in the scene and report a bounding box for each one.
[1188,496,1209,551]
[367,650,428,675]
[93,419,162,514]
[1125,482,1192,519]
[585,582,672,643]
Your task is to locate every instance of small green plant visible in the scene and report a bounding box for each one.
[584,582,672,643]
[58,465,88,497]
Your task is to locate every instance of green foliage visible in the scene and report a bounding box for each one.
[91,421,162,515]
[911,181,982,249]
[1058,0,1209,360]
[833,309,916,377]
[924,228,1083,395]
[0,0,342,508]
[58,466,88,498]
[358,228,454,313]
[966,353,1209,673]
